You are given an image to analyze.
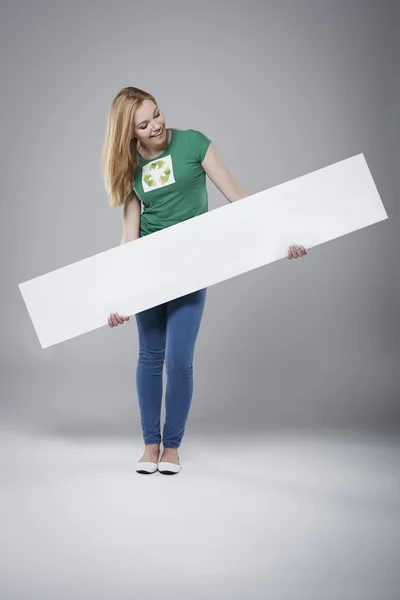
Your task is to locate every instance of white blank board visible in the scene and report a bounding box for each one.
[19,153,387,349]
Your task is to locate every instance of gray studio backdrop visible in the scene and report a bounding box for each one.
[1,0,399,439]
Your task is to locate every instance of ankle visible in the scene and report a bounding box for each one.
[145,443,160,450]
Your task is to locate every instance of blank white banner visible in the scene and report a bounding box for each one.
[18,153,387,349]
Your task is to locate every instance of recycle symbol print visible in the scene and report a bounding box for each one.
[143,159,171,187]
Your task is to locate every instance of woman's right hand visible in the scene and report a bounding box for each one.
[108,312,130,327]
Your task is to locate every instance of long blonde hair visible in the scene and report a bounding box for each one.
[101,86,157,208]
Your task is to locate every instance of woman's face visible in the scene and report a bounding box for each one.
[133,99,166,147]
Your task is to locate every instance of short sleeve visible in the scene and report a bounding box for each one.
[188,129,212,163]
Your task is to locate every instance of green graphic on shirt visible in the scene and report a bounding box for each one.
[143,173,156,187]
[149,159,166,171]
[159,172,170,184]
[145,160,172,187]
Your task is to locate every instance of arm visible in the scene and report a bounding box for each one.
[201,143,250,203]
[202,143,308,261]
[121,191,141,244]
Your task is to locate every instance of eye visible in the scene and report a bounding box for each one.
[139,111,160,130]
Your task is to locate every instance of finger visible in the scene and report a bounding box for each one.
[287,246,292,259]
[294,245,301,258]
[291,245,299,258]
[108,316,114,327]
[123,315,130,321]
[299,245,307,255]
[111,313,119,326]
[115,313,124,325]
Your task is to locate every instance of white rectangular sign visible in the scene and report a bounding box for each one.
[18,153,387,349]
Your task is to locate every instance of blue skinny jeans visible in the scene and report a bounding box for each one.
[135,288,207,448]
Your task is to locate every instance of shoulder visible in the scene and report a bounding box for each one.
[172,128,211,142]
[188,128,210,141]
[178,128,212,162]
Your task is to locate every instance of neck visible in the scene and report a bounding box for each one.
[138,129,171,160]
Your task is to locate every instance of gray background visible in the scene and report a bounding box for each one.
[2,0,399,437]
[1,2,399,599]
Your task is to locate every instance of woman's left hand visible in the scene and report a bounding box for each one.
[287,244,307,259]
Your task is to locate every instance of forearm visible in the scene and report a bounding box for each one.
[121,227,140,244]
[211,168,250,204]
[226,181,250,203]
[120,234,139,244]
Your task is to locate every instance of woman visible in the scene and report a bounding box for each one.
[101,86,307,475]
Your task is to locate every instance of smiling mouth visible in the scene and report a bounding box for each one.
[151,128,163,137]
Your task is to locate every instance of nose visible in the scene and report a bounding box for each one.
[152,121,161,134]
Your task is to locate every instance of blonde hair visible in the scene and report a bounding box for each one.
[101,86,157,208]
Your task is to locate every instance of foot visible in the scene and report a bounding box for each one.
[159,447,180,465]
[138,443,160,464]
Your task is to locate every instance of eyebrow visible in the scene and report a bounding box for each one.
[137,106,158,127]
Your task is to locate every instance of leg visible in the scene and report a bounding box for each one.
[135,302,167,446]
[162,288,207,449]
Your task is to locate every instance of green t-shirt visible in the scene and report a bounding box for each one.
[133,128,212,237]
